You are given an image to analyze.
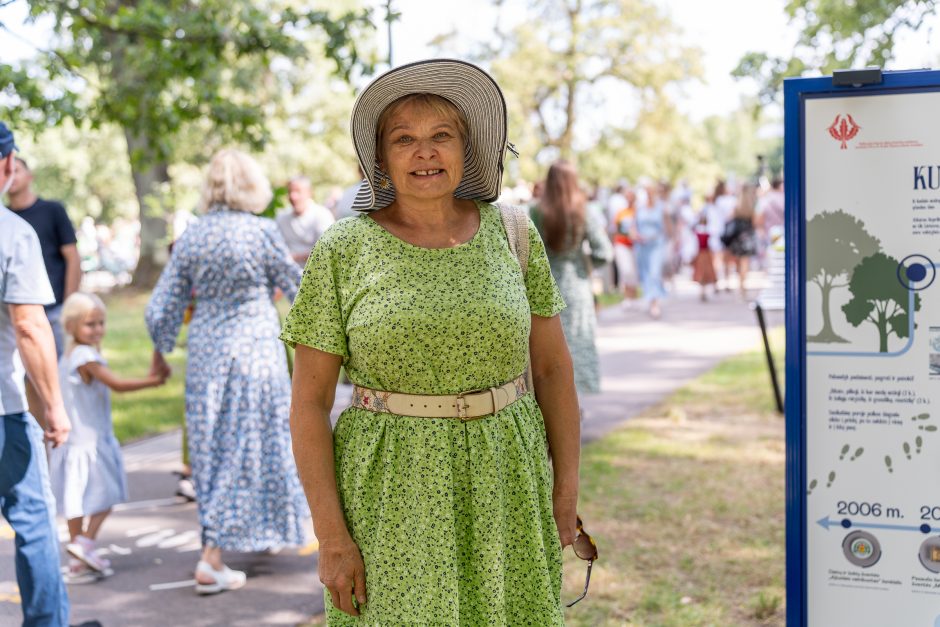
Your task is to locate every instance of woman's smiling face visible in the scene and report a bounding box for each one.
[378,98,466,205]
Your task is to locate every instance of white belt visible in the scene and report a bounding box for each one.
[351,374,528,421]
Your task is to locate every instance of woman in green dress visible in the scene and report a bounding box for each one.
[281,59,582,624]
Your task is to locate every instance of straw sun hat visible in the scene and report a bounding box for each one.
[349,58,513,212]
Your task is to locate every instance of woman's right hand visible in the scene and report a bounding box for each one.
[318,535,368,616]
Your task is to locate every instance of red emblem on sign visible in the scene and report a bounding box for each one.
[828,114,860,150]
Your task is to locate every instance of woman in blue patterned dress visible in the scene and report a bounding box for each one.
[146,149,309,595]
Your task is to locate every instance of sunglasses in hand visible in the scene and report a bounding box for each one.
[565,516,598,608]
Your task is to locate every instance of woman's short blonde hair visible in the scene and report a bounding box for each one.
[198,149,272,214]
[375,93,468,163]
[61,292,106,347]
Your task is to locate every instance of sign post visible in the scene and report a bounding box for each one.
[786,69,940,626]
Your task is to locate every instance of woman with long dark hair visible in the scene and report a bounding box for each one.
[534,160,612,394]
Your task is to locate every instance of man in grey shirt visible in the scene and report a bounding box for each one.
[275,176,335,265]
[0,121,73,626]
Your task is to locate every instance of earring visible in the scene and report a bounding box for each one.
[378,172,392,190]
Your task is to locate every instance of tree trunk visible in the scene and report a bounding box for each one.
[809,282,848,343]
[878,315,889,353]
[125,129,170,289]
[558,0,581,159]
[104,19,171,289]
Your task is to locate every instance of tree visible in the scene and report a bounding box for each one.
[734,0,939,106]
[578,97,720,191]
[15,121,138,225]
[484,0,702,163]
[842,252,920,352]
[806,210,880,343]
[701,104,783,182]
[2,0,374,285]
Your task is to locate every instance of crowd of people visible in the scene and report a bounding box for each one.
[510,173,786,318]
[0,57,783,626]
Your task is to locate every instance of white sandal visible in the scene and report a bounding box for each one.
[66,536,110,574]
[194,560,246,595]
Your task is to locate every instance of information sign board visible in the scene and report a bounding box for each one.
[786,70,940,626]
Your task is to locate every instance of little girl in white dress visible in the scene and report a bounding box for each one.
[49,292,168,582]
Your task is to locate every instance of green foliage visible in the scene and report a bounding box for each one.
[734,0,938,106]
[2,0,376,283]
[701,106,784,181]
[731,52,808,110]
[261,185,289,220]
[806,210,881,287]
[485,0,702,170]
[466,0,759,192]
[842,252,921,352]
[14,120,138,223]
[255,59,362,198]
[6,0,375,165]
[806,210,880,343]
[579,97,721,191]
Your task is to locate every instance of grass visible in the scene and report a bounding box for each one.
[102,290,188,442]
[563,328,786,626]
[596,291,625,308]
[103,290,293,443]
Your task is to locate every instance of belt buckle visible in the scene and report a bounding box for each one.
[455,389,479,421]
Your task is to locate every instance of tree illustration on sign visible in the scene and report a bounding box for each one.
[806,211,880,343]
[842,253,920,352]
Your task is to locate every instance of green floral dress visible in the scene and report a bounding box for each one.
[281,201,567,625]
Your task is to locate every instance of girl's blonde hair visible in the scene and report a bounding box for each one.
[61,292,106,350]
[197,148,273,214]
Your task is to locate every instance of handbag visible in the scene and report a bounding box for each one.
[720,219,740,247]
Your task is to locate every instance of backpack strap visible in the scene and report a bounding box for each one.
[495,202,536,396]
[496,202,529,276]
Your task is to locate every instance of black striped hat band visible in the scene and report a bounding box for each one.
[349,58,509,212]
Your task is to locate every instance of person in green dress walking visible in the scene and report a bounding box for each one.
[281,59,582,624]
[533,160,613,396]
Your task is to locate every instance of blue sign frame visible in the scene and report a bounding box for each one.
[784,69,940,626]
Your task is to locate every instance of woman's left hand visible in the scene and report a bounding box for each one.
[150,350,171,380]
[553,492,579,548]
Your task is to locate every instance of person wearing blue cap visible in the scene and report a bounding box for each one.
[0,120,73,626]
[5,156,81,359]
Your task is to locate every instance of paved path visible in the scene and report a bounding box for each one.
[0,276,782,626]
